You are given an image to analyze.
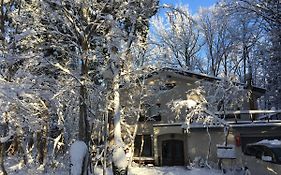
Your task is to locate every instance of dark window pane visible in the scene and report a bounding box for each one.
[160,83,176,90]
[138,114,146,122]
[151,114,161,121]
[134,135,152,157]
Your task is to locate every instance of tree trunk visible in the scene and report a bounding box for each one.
[205,126,211,168]
[103,96,109,175]
[0,143,7,175]
[129,114,141,166]
[103,113,108,175]
[138,134,145,166]
[112,71,128,175]
[113,73,122,146]
[0,0,5,41]
[36,108,49,165]
[36,129,47,165]
[224,55,228,77]
[19,140,28,165]
[242,43,248,83]
[0,120,8,175]
[78,56,90,143]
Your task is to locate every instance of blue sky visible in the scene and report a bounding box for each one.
[160,0,218,14]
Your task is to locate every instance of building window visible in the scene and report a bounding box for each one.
[139,104,161,122]
[134,135,152,157]
[159,83,176,91]
[139,113,162,122]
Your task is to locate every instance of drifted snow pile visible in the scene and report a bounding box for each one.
[70,141,89,175]
[112,146,128,174]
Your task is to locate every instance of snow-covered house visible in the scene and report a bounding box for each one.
[124,68,281,166]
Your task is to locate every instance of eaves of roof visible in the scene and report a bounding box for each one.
[145,67,266,94]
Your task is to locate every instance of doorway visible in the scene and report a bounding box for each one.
[162,139,184,166]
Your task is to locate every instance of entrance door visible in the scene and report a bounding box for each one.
[162,139,184,166]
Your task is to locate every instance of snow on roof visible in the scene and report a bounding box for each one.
[161,67,220,81]
[256,139,281,146]
[146,67,266,94]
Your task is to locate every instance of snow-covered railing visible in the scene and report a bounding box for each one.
[215,110,281,115]
[215,110,281,121]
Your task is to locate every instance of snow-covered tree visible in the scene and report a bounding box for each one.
[224,0,281,109]
[169,77,248,166]
[0,0,59,169]
[1,0,159,174]
[170,77,248,131]
[197,5,238,76]
[149,5,202,70]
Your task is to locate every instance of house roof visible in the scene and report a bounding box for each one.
[145,67,266,94]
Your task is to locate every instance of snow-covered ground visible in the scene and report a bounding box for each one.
[4,156,69,175]
[129,166,222,175]
[94,166,222,175]
[4,160,223,175]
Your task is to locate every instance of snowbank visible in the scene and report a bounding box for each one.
[112,146,128,169]
[70,141,89,175]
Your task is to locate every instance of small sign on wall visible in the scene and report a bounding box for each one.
[216,144,236,159]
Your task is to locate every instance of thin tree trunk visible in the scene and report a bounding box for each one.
[36,131,43,164]
[0,119,8,175]
[19,140,28,165]
[113,73,122,146]
[0,0,4,41]
[129,78,145,166]
[15,0,21,34]
[247,66,256,120]
[103,98,109,175]
[36,129,47,165]
[138,134,145,166]
[0,143,7,175]
[242,43,248,83]
[79,56,90,143]
[224,55,227,77]
[36,109,49,165]
[205,126,212,169]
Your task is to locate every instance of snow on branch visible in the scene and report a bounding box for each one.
[169,78,248,132]
[48,61,82,85]
[0,130,15,143]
